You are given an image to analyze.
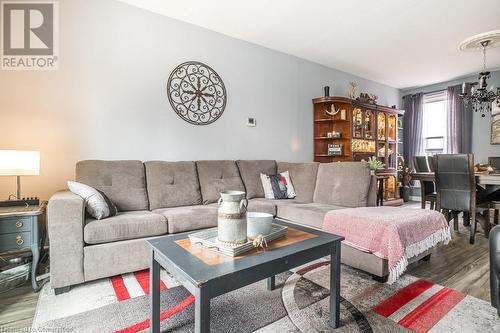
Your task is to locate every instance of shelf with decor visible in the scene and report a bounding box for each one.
[313,96,404,205]
[314,137,351,140]
[315,154,351,157]
[313,97,353,162]
[314,119,350,123]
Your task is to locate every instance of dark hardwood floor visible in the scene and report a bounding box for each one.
[404,201,491,302]
[0,201,493,331]
[407,219,490,301]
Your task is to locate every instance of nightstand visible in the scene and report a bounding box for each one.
[0,203,47,291]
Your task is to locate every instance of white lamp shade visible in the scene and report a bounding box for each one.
[0,150,40,176]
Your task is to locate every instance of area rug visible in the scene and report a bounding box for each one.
[32,262,500,332]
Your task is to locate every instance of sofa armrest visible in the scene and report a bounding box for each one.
[366,175,377,207]
[48,190,86,289]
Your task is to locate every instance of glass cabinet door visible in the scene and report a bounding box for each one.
[364,110,374,139]
[377,142,386,165]
[377,112,386,140]
[388,114,397,142]
[353,108,363,138]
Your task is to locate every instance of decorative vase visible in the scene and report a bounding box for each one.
[370,169,376,176]
[324,86,330,97]
[400,186,410,202]
[217,191,248,244]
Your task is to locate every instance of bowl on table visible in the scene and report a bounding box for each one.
[247,212,273,239]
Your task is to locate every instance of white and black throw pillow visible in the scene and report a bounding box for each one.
[260,171,296,199]
[67,181,118,220]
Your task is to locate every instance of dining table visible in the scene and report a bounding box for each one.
[411,171,500,206]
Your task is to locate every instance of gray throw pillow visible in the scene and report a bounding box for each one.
[67,181,118,220]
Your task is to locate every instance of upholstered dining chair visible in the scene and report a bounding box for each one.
[487,157,500,226]
[435,154,492,244]
[413,156,436,210]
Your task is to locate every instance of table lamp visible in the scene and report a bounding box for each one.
[0,150,40,200]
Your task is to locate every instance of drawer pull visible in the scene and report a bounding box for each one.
[16,235,24,245]
[15,221,23,228]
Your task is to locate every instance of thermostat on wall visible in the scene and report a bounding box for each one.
[247,117,256,127]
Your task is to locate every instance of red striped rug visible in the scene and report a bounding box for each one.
[112,269,469,333]
[110,269,168,302]
[33,264,499,333]
[111,269,195,333]
[373,279,466,333]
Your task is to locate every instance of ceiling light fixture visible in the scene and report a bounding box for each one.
[458,31,500,117]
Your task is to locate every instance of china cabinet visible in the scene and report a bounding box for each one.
[313,97,404,204]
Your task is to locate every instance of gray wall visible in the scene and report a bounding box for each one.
[401,70,500,164]
[0,0,400,200]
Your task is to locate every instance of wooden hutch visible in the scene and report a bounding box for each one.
[313,96,404,204]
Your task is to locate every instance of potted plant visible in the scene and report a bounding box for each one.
[367,156,384,175]
[399,165,412,202]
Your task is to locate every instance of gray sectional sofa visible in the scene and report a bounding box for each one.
[48,159,382,293]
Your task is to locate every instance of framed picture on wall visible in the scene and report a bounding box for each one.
[492,104,500,145]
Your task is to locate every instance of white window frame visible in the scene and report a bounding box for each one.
[422,91,447,155]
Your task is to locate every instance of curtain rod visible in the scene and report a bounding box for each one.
[402,81,478,99]
[402,88,444,99]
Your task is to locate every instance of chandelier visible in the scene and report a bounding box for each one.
[459,35,500,117]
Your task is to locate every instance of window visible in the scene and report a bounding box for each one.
[422,91,447,154]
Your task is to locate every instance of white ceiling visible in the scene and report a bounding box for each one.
[118,0,500,89]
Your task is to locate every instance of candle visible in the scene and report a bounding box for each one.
[462,82,466,94]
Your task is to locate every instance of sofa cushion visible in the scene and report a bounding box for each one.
[236,160,277,199]
[313,162,371,207]
[277,203,345,229]
[247,198,277,216]
[277,162,319,203]
[145,161,202,210]
[84,211,167,244]
[84,236,157,282]
[154,205,218,234]
[76,160,149,211]
[196,160,245,204]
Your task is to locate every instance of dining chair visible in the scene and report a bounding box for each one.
[435,154,492,244]
[428,155,435,172]
[487,157,500,226]
[413,156,436,210]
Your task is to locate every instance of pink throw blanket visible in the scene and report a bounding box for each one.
[322,207,451,283]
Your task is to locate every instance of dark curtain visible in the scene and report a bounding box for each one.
[403,93,424,171]
[447,84,472,154]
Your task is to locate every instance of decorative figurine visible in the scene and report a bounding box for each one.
[348,82,358,99]
[325,103,340,117]
[368,94,379,104]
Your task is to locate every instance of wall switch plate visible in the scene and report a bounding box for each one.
[247,117,256,127]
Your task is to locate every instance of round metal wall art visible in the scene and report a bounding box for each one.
[167,61,227,125]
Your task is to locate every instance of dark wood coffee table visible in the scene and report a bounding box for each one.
[148,219,344,333]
